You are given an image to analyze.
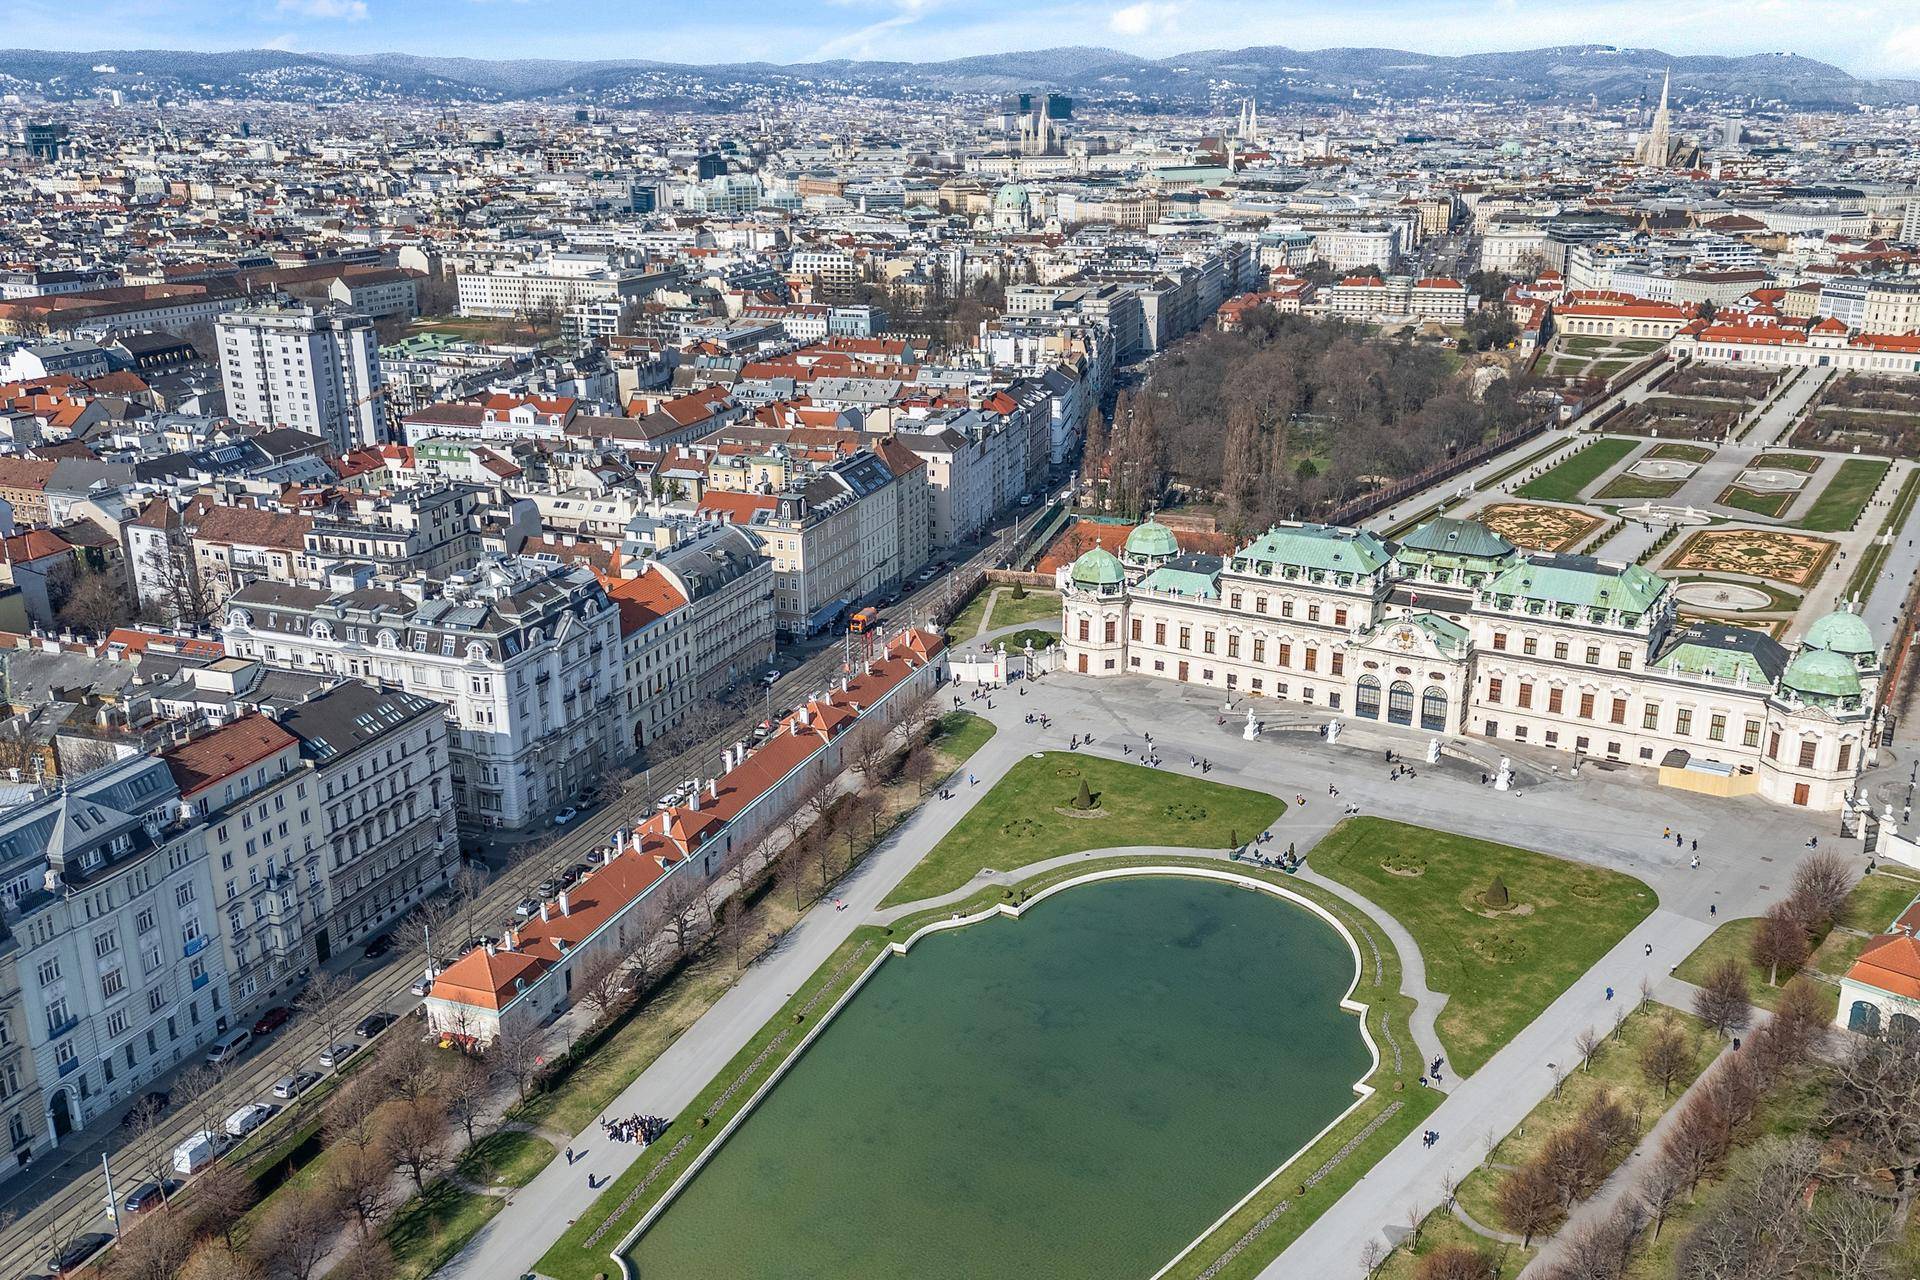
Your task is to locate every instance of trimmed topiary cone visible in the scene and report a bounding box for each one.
[1486,875,1510,908]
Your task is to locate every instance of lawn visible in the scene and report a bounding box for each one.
[1597,475,1684,501]
[456,1128,556,1189]
[1673,869,1920,1012]
[947,586,1061,640]
[1453,1004,1718,1237]
[1517,438,1640,503]
[1846,468,1920,601]
[1756,452,1821,473]
[945,585,995,639]
[878,753,1286,908]
[1309,818,1658,1075]
[1717,484,1794,519]
[1646,443,1715,463]
[380,1179,506,1279]
[1377,1210,1530,1280]
[1798,457,1890,532]
[928,710,995,771]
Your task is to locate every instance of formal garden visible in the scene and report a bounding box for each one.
[1474,502,1606,553]
[1790,372,1920,456]
[1665,528,1837,588]
[1515,438,1641,503]
[1608,396,1745,442]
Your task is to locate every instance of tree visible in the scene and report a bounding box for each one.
[444,1053,491,1148]
[298,970,357,1072]
[902,746,935,797]
[192,1162,257,1249]
[181,1240,264,1280]
[55,562,133,637]
[387,1094,449,1192]
[249,1183,342,1280]
[328,1140,398,1236]
[1484,875,1508,908]
[330,1239,399,1280]
[1639,1019,1691,1098]
[487,1033,545,1101]
[1638,1153,1687,1242]
[174,1062,224,1136]
[325,1072,388,1151]
[849,723,893,781]
[1785,848,1853,933]
[657,871,704,959]
[1692,958,1752,1040]
[1826,1024,1920,1208]
[1415,1245,1495,1280]
[107,1208,198,1280]
[1498,1161,1561,1246]
[573,947,629,1022]
[139,536,218,629]
[1074,778,1094,811]
[1575,1024,1603,1072]
[376,1031,439,1105]
[1661,1077,1733,1196]
[1751,902,1810,987]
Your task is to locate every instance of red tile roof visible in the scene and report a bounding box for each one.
[162,713,298,797]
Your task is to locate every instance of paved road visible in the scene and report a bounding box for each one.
[457,669,1847,1280]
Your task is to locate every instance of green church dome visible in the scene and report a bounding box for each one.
[1780,647,1863,699]
[1123,520,1179,560]
[1802,609,1875,657]
[1069,547,1125,588]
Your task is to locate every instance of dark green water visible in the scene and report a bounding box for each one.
[627,876,1370,1280]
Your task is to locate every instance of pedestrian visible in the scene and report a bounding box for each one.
[1691,838,1698,853]
[1710,903,1717,917]
[565,1147,574,1165]
[1664,826,1670,838]
[1644,943,1653,957]
[1690,855,1699,869]
[1605,986,1614,1001]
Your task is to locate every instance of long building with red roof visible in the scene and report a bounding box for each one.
[424,627,947,1045]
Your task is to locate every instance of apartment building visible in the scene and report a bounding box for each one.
[216,303,384,454]
[0,756,231,1159]
[221,557,624,829]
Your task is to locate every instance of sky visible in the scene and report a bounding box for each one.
[8,0,1920,79]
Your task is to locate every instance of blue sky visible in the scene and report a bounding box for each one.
[9,0,1919,77]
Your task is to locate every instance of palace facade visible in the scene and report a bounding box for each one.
[1060,517,1878,811]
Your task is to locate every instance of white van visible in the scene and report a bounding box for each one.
[224,1103,273,1139]
[171,1132,216,1177]
[205,1028,251,1068]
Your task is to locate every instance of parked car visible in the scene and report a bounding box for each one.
[409,975,434,998]
[271,1070,321,1100]
[224,1102,275,1139]
[205,1028,252,1068]
[585,847,608,866]
[361,934,394,959]
[121,1179,181,1216]
[356,1012,397,1039]
[250,1006,292,1037]
[514,898,539,918]
[48,1232,111,1275]
[318,1041,360,1069]
[552,806,578,827]
[536,879,560,899]
[171,1131,221,1176]
[120,1090,170,1127]
[760,668,781,686]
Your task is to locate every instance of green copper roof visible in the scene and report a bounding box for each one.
[1234,524,1392,576]
[1780,647,1863,699]
[1069,547,1125,587]
[1138,565,1220,599]
[1395,517,1517,562]
[1124,520,1180,560]
[1411,613,1469,648]
[1803,609,1876,656]
[1486,554,1666,615]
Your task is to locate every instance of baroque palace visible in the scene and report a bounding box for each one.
[1060,517,1878,811]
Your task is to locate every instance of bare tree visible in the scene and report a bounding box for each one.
[902,745,935,797]
[140,536,218,629]
[1414,1245,1496,1280]
[386,1094,449,1192]
[174,1063,223,1136]
[181,1239,265,1280]
[1357,1238,1385,1277]
[1750,902,1810,987]
[1639,1019,1692,1098]
[1805,1186,1900,1280]
[720,897,754,973]
[325,1072,388,1151]
[573,947,629,1022]
[657,872,704,960]
[1497,1161,1561,1246]
[849,723,894,780]
[297,970,357,1071]
[249,1182,342,1280]
[487,1033,544,1101]
[1826,1025,1920,1211]
[1575,1025,1603,1072]
[328,1140,398,1236]
[444,1053,490,1149]
[1661,1078,1733,1197]
[330,1239,399,1280]
[1639,1153,1687,1242]
[1692,958,1752,1040]
[376,1031,439,1106]
[450,861,491,949]
[106,1208,198,1280]
[192,1161,257,1249]
[1785,848,1854,932]
[56,562,133,638]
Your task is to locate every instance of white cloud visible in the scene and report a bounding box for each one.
[275,0,368,20]
[1109,0,1183,36]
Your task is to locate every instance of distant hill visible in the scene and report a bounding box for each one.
[1,43,1913,108]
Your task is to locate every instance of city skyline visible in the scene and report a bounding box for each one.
[6,1,1920,79]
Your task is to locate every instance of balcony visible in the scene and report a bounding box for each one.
[182,936,208,959]
[56,1055,78,1077]
[47,1013,78,1041]
[191,973,210,992]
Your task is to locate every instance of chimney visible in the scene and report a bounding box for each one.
[484,941,497,957]
[558,891,571,916]
[539,901,552,922]
[706,777,718,801]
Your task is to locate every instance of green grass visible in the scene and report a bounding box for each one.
[1597,475,1684,501]
[1756,452,1821,472]
[1310,818,1658,1075]
[1517,438,1640,503]
[989,589,1062,630]
[1717,484,1795,519]
[878,753,1285,908]
[380,1178,506,1279]
[1378,1210,1530,1280]
[930,709,996,764]
[456,1129,556,1189]
[1646,443,1714,462]
[1841,868,1920,931]
[1845,467,1920,602]
[992,627,1060,653]
[946,586,995,639]
[1798,457,1891,532]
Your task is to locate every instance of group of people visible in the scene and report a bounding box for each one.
[602,1113,667,1145]
[1420,1128,1442,1148]
[1235,832,1302,874]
